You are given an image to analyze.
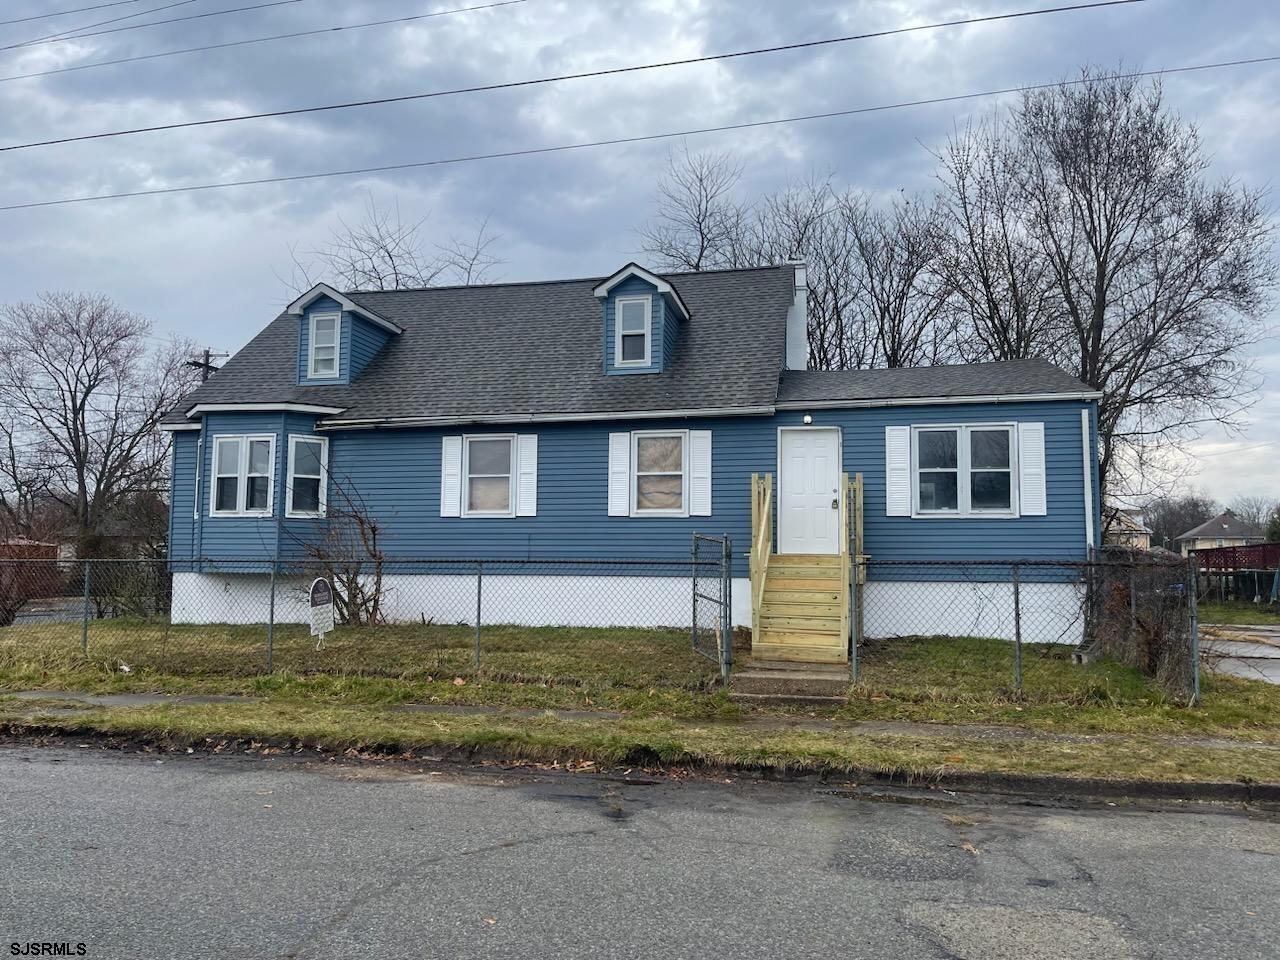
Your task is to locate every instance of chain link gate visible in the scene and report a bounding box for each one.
[692,534,732,682]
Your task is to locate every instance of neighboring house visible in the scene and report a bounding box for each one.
[161,263,1102,659]
[1104,508,1152,552]
[1175,511,1264,557]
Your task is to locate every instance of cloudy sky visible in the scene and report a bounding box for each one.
[0,0,1276,500]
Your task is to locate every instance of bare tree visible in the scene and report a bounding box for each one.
[283,195,505,294]
[290,476,387,628]
[935,118,1058,362]
[1228,495,1278,534]
[0,292,198,558]
[1141,491,1219,552]
[837,191,953,368]
[638,144,753,271]
[939,68,1276,498]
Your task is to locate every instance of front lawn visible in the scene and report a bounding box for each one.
[0,618,720,691]
[3,620,1280,744]
[1197,601,1280,626]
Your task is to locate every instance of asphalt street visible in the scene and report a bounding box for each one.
[0,745,1277,959]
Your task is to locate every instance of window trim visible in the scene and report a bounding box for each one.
[461,433,516,518]
[285,435,329,519]
[910,423,1018,519]
[307,312,341,380]
[630,429,688,518]
[613,295,652,368]
[209,434,276,518]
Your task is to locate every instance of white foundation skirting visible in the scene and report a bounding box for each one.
[862,580,1085,646]
[172,572,1084,644]
[171,572,754,628]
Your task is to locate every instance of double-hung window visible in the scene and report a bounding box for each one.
[286,436,328,517]
[463,435,514,517]
[632,431,686,515]
[913,424,1016,517]
[308,313,340,378]
[615,296,651,366]
[210,435,275,517]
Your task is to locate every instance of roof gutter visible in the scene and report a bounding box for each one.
[184,402,348,418]
[316,404,777,431]
[775,390,1102,410]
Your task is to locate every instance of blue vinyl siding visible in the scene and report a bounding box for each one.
[167,431,198,565]
[176,411,322,570]
[169,401,1099,577]
[603,276,673,375]
[349,315,392,379]
[167,399,1090,578]
[296,298,391,386]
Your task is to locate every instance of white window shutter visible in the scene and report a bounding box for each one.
[1018,422,1047,516]
[440,436,462,517]
[608,433,630,516]
[515,434,538,517]
[689,430,712,517]
[885,426,911,516]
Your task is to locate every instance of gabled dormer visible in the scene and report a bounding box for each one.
[593,263,690,376]
[286,283,404,386]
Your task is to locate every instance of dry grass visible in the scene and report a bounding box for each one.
[0,618,719,690]
[6,698,1280,786]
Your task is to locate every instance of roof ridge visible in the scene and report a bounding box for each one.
[344,263,787,298]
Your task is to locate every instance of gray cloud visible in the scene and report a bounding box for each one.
[0,0,1276,497]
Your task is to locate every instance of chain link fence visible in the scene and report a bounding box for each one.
[0,554,730,691]
[854,553,1199,704]
[1,549,1202,705]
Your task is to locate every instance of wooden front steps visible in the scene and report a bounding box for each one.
[729,658,850,705]
[754,553,848,664]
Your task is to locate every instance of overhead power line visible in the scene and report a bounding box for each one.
[0,0,1146,153]
[0,0,531,84]
[0,1,148,29]
[9,0,200,49]
[3,0,304,53]
[4,53,1275,214]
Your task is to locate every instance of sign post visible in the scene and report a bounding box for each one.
[309,577,334,648]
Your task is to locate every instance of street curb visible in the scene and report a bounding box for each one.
[4,720,1278,808]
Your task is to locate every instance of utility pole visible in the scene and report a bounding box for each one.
[185,348,229,382]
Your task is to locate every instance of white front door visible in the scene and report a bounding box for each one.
[778,428,841,555]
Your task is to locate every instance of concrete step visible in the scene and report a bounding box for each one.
[728,691,848,708]
[730,666,850,698]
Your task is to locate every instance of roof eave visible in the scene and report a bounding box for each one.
[591,263,692,321]
[776,390,1103,410]
[286,282,405,335]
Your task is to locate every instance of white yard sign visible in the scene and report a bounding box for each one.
[309,578,335,639]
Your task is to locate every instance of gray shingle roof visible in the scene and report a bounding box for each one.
[1175,511,1263,542]
[164,265,794,425]
[777,359,1096,405]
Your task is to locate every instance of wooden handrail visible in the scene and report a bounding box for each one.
[749,472,773,635]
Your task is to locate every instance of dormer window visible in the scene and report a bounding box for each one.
[616,296,651,367]
[308,313,340,379]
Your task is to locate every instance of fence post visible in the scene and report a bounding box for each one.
[721,534,732,681]
[691,534,699,656]
[474,560,483,668]
[266,560,277,673]
[80,558,91,656]
[1188,556,1200,705]
[1012,563,1023,695]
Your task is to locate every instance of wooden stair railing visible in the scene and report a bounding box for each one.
[748,472,772,641]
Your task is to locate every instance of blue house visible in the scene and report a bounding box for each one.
[161,263,1101,662]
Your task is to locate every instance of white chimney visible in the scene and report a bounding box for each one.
[784,260,808,370]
